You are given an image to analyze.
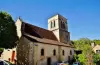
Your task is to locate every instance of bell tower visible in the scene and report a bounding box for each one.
[48,14,70,43]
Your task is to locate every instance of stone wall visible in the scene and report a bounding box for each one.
[35,43,74,65]
[60,46,74,62]
[17,37,74,65]
[37,43,59,65]
[17,37,34,65]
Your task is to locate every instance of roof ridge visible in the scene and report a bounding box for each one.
[22,20,58,41]
[23,22,52,32]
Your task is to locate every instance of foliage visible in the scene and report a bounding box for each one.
[93,39,100,45]
[73,38,100,65]
[78,54,87,65]
[5,60,14,65]
[0,48,4,56]
[0,11,18,49]
[0,48,4,52]
[93,54,100,64]
[73,38,91,50]
[73,38,93,65]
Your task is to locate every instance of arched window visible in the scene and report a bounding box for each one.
[51,22,52,28]
[61,20,66,29]
[53,20,55,27]
[51,20,56,28]
[53,49,56,56]
[41,48,44,56]
[61,21,63,28]
[70,50,72,55]
[62,50,65,56]
[66,35,69,42]
[63,22,65,29]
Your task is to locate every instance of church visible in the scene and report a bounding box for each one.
[15,14,74,65]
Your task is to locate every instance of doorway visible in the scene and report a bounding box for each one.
[68,56,70,62]
[47,57,51,65]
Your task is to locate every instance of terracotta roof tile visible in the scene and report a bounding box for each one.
[22,22,58,41]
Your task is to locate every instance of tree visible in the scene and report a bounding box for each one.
[73,38,93,65]
[0,11,18,49]
[78,54,87,65]
[93,54,100,65]
[93,39,100,45]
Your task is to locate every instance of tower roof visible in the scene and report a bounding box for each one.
[48,13,67,20]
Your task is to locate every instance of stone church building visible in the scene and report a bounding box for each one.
[15,14,74,65]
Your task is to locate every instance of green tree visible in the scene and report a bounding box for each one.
[93,39,100,45]
[73,38,93,65]
[78,54,87,65]
[73,38,91,50]
[0,11,18,49]
[93,54,100,65]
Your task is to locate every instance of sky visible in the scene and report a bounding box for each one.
[0,0,100,40]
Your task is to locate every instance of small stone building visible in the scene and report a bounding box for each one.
[15,14,74,65]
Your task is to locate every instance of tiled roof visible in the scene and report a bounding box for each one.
[23,33,74,48]
[22,22,58,41]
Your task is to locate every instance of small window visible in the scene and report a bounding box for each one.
[62,50,65,56]
[51,20,56,28]
[61,21,63,28]
[53,20,55,27]
[66,35,68,41]
[61,21,65,29]
[53,49,56,56]
[70,50,72,55]
[63,22,65,29]
[96,50,100,53]
[41,48,44,56]
[96,50,98,53]
[51,22,52,28]
[8,49,10,51]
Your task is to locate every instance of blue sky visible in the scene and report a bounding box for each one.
[0,0,100,40]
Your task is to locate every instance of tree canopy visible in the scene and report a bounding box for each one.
[93,39,100,45]
[93,54,100,64]
[0,11,18,49]
[72,38,100,65]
